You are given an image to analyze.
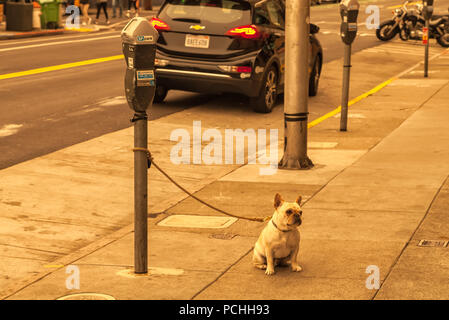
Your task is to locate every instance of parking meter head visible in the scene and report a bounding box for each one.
[121,17,159,113]
[339,0,360,45]
[423,0,434,20]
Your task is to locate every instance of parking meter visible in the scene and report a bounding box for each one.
[121,17,158,275]
[121,17,159,113]
[339,0,359,131]
[339,0,360,45]
[423,0,434,20]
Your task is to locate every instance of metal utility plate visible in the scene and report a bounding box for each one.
[57,293,115,300]
[157,215,237,229]
[417,240,448,247]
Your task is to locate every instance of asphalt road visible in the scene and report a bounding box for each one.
[1,0,449,169]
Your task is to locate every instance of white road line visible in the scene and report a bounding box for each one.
[0,30,119,47]
[0,124,23,137]
[0,34,120,52]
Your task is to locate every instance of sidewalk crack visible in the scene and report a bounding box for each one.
[190,247,253,300]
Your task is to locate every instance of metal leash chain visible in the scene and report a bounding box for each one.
[132,147,270,223]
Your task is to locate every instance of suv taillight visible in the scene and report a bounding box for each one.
[150,17,170,31]
[225,25,260,39]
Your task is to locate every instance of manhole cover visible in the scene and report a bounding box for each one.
[417,240,448,247]
[157,215,237,229]
[56,293,115,300]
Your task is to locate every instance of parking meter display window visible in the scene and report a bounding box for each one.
[123,43,156,69]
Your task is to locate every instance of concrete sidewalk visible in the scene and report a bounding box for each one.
[1,46,449,299]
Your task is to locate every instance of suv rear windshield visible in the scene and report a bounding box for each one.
[159,0,252,25]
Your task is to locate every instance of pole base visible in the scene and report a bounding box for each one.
[278,156,314,170]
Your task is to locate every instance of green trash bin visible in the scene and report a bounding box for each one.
[39,0,60,29]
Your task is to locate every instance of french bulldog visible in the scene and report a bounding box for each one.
[253,193,303,275]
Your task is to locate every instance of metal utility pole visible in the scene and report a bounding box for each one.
[423,0,434,78]
[122,17,158,274]
[339,0,359,132]
[279,0,313,169]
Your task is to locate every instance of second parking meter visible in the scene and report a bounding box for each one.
[339,0,360,45]
[423,0,434,20]
[121,17,159,113]
[339,0,359,131]
[121,17,158,274]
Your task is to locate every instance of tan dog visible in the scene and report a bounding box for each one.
[253,193,303,275]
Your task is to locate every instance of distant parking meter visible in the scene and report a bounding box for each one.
[423,0,434,20]
[121,17,159,113]
[121,17,159,274]
[339,0,360,45]
[339,0,359,132]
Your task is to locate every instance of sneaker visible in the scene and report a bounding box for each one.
[82,21,86,26]
[106,20,111,25]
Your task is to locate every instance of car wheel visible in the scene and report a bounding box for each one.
[309,55,321,97]
[153,85,168,103]
[252,65,278,113]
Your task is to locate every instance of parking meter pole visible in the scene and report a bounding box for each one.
[340,44,351,132]
[424,19,430,78]
[279,0,313,170]
[121,17,158,274]
[339,0,359,132]
[134,112,148,274]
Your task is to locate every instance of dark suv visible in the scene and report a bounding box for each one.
[151,0,323,113]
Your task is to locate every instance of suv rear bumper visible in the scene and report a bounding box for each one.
[154,50,263,97]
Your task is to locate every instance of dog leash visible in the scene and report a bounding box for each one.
[132,147,271,223]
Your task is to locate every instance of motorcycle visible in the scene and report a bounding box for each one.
[376,1,449,47]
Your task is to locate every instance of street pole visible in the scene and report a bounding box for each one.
[423,0,434,78]
[340,43,351,131]
[424,21,429,78]
[134,112,148,274]
[279,0,313,170]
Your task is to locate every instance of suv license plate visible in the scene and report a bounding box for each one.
[185,34,210,48]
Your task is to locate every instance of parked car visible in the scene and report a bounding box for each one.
[151,0,323,113]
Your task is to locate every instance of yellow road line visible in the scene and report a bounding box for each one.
[308,77,397,129]
[388,1,421,9]
[0,55,124,80]
[44,264,65,268]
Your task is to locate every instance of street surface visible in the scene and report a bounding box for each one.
[2,0,449,170]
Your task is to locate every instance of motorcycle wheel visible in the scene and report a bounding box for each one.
[399,28,409,41]
[376,20,398,41]
[437,34,449,47]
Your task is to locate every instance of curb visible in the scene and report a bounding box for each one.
[0,29,65,40]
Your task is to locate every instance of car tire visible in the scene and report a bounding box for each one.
[252,65,278,113]
[309,55,321,97]
[153,85,168,103]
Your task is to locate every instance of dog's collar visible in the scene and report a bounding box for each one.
[271,220,292,233]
